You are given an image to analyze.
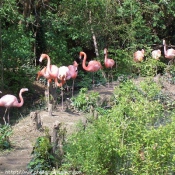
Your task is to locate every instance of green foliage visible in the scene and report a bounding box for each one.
[62,79,175,174]
[3,69,33,94]
[71,88,100,112]
[0,124,12,150]
[132,58,166,77]
[27,135,55,173]
[164,65,175,84]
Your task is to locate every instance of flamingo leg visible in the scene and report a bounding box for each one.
[7,109,10,124]
[92,72,95,87]
[3,108,8,125]
[108,72,110,88]
[72,79,75,97]
[47,81,50,105]
[111,68,113,87]
[61,87,64,110]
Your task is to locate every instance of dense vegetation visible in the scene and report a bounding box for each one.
[1,0,175,93]
[1,0,175,174]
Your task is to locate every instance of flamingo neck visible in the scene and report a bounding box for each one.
[164,42,167,56]
[104,50,108,62]
[16,90,24,107]
[81,52,88,71]
[44,55,51,73]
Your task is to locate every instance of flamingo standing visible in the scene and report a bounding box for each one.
[66,61,78,97]
[39,54,60,105]
[39,53,70,110]
[0,88,28,124]
[152,49,161,60]
[104,48,115,87]
[163,39,175,64]
[133,49,144,62]
[79,51,102,86]
[39,54,60,86]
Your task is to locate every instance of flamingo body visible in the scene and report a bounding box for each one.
[67,61,78,80]
[37,66,55,87]
[66,61,78,96]
[58,66,69,86]
[133,49,144,62]
[163,40,175,60]
[0,88,28,124]
[104,48,115,68]
[104,48,115,87]
[39,54,60,85]
[79,51,102,72]
[152,49,161,60]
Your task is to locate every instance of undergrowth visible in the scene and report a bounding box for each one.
[60,78,175,174]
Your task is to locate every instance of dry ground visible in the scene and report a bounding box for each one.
[0,75,175,174]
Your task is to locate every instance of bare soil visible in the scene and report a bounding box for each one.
[0,75,175,175]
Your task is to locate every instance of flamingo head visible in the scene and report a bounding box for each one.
[79,52,83,60]
[39,54,47,62]
[141,49,144,54]
[73,61,78,67]
[158,49,161,55]
[21,88,29,92]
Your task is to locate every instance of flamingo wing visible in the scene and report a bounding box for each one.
[87,61,102,72]
[0,95,18,107]
[105,59,115,68]
[166,49,175,59]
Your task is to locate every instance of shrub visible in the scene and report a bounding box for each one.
[61,79,175,174]
[27,135,55,173]
[71,88,100,112]
[0,124,12,150]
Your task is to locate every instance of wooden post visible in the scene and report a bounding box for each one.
[52,121,67,168]
[52,121,61,154]
[30,111,42,130]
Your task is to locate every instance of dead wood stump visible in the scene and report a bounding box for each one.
[52,121,67,167]
[48,103,53,116]
[30,111,42,130]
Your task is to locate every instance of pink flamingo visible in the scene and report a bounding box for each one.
[104,48,115,87]
[39,54,62,105]
[79,51,102,85]
[0,88,28,124]
[133,49,144,62]
[66,61,78,96]
[163,39,175,64]
[152,49,161,60]
[39,54,60,86]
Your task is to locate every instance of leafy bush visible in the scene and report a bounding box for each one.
[27,135,55,173]
[71,88,100,112]
[0,124,12,150]
[132,58,166,77]
[61,79,175,174]
[77,70,106,89]
[3,69,33,94]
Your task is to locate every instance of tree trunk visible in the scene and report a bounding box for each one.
[89,11,99,57]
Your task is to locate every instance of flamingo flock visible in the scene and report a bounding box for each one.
[0,39,174,124]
